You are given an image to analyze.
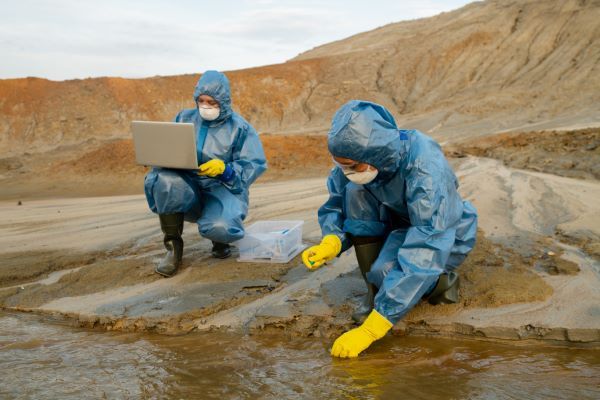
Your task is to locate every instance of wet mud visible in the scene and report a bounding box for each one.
[0,151,598,343]
[0,229,573,340]
[555,227,600,262]
[0,250,103,288]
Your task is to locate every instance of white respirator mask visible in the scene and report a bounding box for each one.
[343,166,379,185]
[198,105,220,121]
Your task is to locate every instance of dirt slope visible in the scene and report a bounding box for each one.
[0,134,332,200]
[446,127,600,180]
[2,127,598,201]
[1,0,599,158]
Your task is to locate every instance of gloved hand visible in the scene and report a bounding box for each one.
[302,234,342,270]
[198,159,226,177]
[331,309,393,358]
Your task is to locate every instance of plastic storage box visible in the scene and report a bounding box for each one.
[236,220,305,263]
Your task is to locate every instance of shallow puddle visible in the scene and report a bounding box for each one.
[0,311,598,399]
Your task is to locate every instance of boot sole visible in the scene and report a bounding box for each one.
[154,266,177,278]
[211,251,232,259]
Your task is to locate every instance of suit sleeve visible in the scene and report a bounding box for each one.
[221,123,267,193]
[317,168,352,251]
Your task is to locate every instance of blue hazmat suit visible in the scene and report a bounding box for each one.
[144,70,267,243]
[319,100,478,324]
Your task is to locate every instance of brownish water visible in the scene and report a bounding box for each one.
[1,311,598,399]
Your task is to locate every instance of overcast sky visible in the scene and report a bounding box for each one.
[0,0,472,81]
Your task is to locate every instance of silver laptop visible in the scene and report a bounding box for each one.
[131,121,198,169]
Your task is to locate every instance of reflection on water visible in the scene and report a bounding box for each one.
[1,311,598,399]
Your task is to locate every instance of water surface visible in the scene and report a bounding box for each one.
[1,312,598,399]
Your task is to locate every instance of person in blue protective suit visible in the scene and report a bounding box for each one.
[301,100,477,358]
[144,70,267,277]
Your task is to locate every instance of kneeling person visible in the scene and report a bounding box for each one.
[302,100,477,357]
[145,70,267,277]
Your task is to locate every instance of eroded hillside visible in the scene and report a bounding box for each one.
[1,0,599,158]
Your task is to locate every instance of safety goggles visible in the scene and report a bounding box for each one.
[332,157,372,172]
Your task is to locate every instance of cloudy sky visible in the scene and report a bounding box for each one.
[1,0,472,81]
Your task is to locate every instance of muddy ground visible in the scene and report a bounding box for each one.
[0,228,571,312]
[446,127,600,262]
[446,127,600,180]
[0,129,598,343]
[0,157,598,343]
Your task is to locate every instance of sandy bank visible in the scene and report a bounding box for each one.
[1,162,598,344]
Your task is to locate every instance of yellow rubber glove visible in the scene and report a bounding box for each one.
[302,234,342,270]
[198,159,226,177]
[331,309,393,358]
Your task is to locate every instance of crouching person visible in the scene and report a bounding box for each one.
[145,70,267,277]
[302,100,477,357]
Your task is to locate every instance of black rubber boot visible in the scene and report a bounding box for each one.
[350,237,384,324]
[211,241,231,259]
[156,213,184,277]
[426,272,460,305]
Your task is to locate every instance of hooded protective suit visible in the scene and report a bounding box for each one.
[319,100,477,324]
[144,70,267,243]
